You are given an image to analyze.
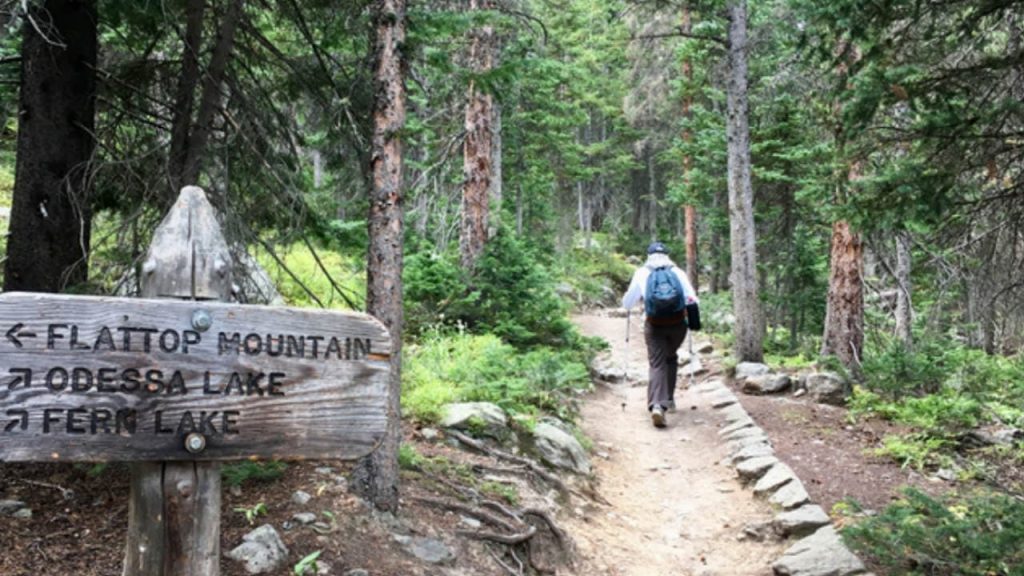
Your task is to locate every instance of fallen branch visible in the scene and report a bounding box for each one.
[21,479,74,501]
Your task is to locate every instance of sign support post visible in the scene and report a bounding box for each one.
[124,186,230,576]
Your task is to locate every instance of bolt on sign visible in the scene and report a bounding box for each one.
[0,292,390,462]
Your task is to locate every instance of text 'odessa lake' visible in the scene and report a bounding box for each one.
[2,322,375,439]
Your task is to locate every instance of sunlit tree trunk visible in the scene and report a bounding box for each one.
[350,0,406,512]
[726,0,764,361]
[460,0,495,271]
[4,0,97,292]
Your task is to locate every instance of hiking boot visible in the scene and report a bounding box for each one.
[651,405,666,428]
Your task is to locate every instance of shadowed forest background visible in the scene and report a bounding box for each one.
[0,0,1023,573]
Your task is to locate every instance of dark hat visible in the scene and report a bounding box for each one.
[647,242,668,255]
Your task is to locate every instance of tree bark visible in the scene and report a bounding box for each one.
[726,0,764,362]
[350,0,406,513]
[821,220,864,369]
[647,141,657,241]
[460,0,495,271]
[181,0,244,189]
[894,230,913,346]
[4,0,97,293]
[681,7,698,290]
[821,41,865,374]
[167,0,206,195]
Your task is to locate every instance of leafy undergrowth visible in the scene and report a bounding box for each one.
[402,330,595,425]
[841,488,1024,576]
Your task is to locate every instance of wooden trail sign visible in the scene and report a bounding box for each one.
[0,292,391,462]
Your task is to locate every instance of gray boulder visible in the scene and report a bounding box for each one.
[772,526,866,576]
[742,374,792,395]
[694,340,714,354]
[735,362,770,381]
[291,490,312,506]
[736,456,779,481]
[770,478,811,510]
[754,463,797,496]
[591,354,627,383]
[441,402,510,442]
[773,505,831,538]
[227,524,289,574]
[730,443,776,464]
[532,421,591,474]
[393,535,455,564]
[805,373,848,406]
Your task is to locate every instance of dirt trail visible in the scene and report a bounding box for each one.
[566,313,784,576]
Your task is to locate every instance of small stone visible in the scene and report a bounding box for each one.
[315,467,335,475]
[710,393,739,408]
[292,491,312,506]
[459,515,482,529]
[935,468,957,482]
[420,427,440,441]
[793,388,807,398]
[227,524,289,574]
[681,359,707,377]
[736,456,779,481]
[12,508,32,519]
[292,513,317,525]
[739,521,774,542]
[344,570,369,576]
[741,374,791,395]
[315,561,333,575]
[0,500,27,515]
[720,404,749,423]
[695,341,714,354]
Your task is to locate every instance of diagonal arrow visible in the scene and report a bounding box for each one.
[6,368,31,391]
[5,323,36,348]
[4,410,28,432]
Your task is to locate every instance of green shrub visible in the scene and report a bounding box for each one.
[843,488,1024,575]
[861,337,947,399]
[402,331,593,424]
[403,231,586,348]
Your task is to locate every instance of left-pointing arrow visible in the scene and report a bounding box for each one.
[5,323,36,348]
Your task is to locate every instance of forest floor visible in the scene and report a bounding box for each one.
[0,312,943,575]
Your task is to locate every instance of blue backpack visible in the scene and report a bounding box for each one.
[645,266,686,320]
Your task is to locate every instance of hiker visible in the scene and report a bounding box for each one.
[621,242,698,428]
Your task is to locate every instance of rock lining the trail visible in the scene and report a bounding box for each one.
[704,353,869,576]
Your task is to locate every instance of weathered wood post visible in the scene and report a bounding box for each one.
[124,186,230,575]
[0,186,389,575]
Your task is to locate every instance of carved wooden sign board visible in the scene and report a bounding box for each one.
[0,292,390,463]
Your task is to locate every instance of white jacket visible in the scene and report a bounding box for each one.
[621,253,699,311]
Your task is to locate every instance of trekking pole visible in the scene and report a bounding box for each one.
[624,309,631,382]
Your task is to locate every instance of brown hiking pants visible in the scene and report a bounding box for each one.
[644,320,688,410]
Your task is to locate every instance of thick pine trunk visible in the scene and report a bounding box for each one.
[821,220,864,370]
[460,0,495,271]
[726,0,764,362]
[168,0,206,195]
[821,41,865,374]
[895,231,913,346]
[350,0,406,512]
[4,0,97,292]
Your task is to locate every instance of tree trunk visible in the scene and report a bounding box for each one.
[180,0,244,189]
[459,0,495,271]
[168,0,206,195]
[350,0,406,512]
[726,0,764,362]
[894,230,913,346]
[647,142,657,241]
[490,100,502,236]
[821,220,864,370]
[4,0,97,293]
[821,41,864,374]
[681,7,698,290]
